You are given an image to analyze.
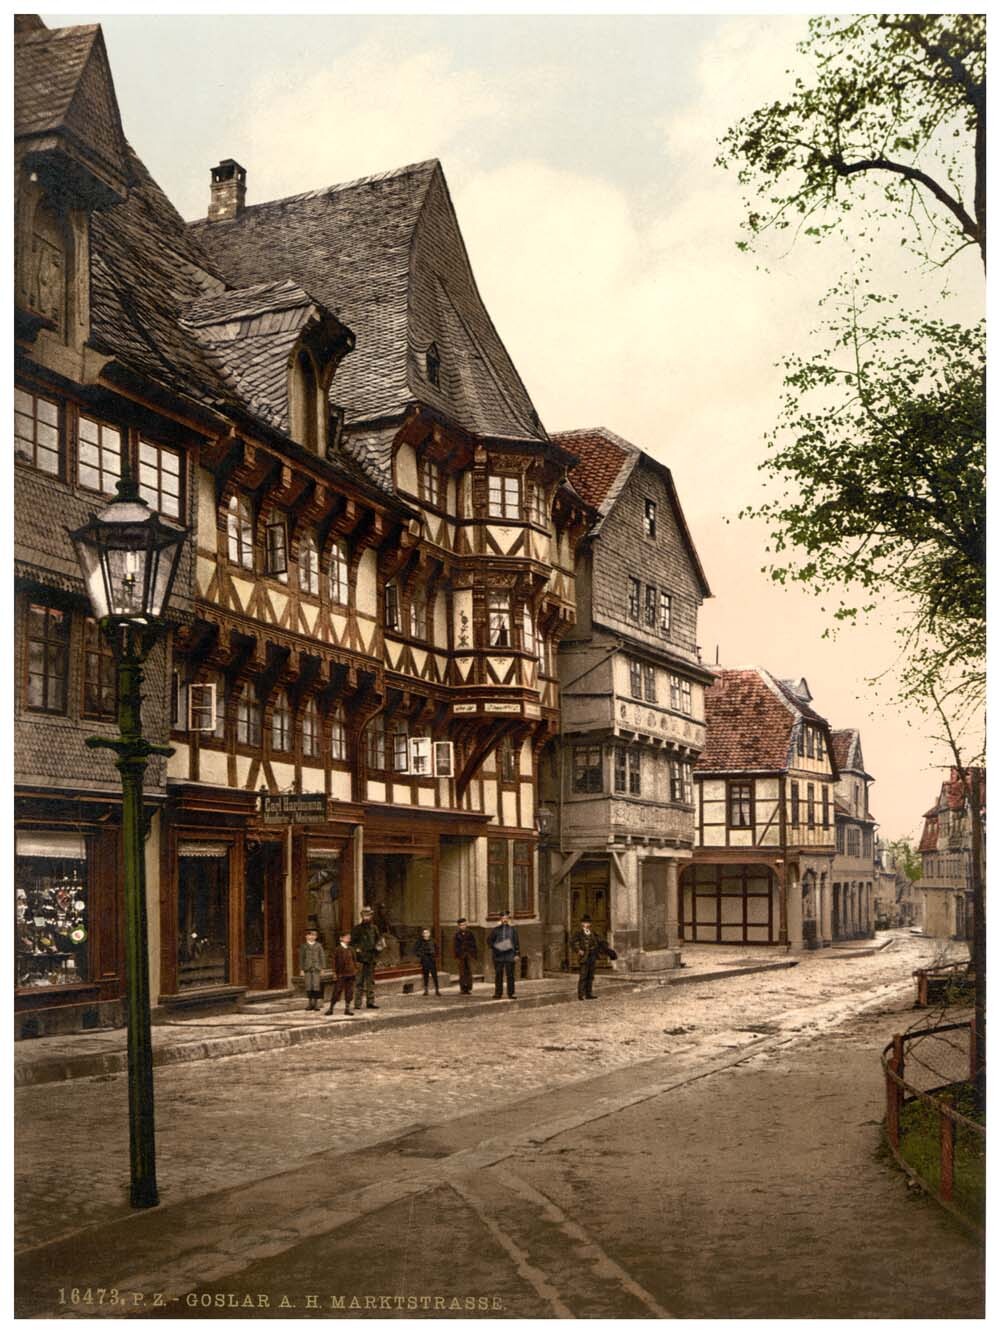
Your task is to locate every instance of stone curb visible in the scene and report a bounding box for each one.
[13,956,835,1088]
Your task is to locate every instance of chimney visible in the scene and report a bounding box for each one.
[208,159,246,222]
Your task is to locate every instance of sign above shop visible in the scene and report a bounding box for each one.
[260,793,328,825]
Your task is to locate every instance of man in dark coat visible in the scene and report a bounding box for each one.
[487,911,520,999]
[349,905,381,1009]
[453,917,478,994]
[325,930,358,1016]
[298,926,326,1011]
[570,914,617,1000]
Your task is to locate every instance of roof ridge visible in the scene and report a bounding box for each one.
[190,158,440,225]
[553,425,639,456]
[16,22,100,44]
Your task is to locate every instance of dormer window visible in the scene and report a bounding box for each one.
[426,343,441,387]
[292,349,320,453]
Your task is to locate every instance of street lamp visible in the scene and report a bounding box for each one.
[69,473,186,1208]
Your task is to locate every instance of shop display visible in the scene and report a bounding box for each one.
[15,859,89,988]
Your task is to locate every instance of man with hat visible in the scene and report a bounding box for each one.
[349,905,382,1010]
[570,914,617,1000]
[487,910,520,999]
[453,917,478,994]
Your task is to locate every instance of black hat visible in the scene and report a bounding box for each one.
[361,906,373,915]
[305,926,318,934]
[458,916,467,924]
[581,914,592,923]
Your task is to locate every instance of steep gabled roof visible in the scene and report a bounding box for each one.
[190,160,547,456]
[697,666,835,774]
[554,426,711,598]
[15,21,130,202]
[830,727,871,778]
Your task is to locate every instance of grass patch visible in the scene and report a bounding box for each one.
[898,1082,985,1226]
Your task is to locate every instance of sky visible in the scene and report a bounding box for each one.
[46,9,984,840]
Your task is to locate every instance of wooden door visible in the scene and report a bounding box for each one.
[245,841,285,990]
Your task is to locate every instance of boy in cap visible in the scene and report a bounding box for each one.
[453,917,478,994]
[570,914,617,1000]
[414,928,441,996]
[349,905,381,1009]
[325,929,358,1016]
[298,926,326,1012]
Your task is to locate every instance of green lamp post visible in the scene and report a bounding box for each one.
[69,473,187,1208]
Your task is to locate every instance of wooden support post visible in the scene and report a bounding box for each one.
[885,1034,905,1149]
[939,1111,955,1202]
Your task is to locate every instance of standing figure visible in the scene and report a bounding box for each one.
[487,911,520,1000]
[453,917,478,994]
[325,930,358,1016]
[414,928,441,996]
[298,926,326,1012]
[570,914,617,1000]
[350,905,381,1010]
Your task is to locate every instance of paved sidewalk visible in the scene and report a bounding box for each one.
[14,940,893,1087]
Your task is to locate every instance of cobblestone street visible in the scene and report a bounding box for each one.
[16,934,977,1302]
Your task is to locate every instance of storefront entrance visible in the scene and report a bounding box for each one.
[245,839,286,991]
[681,863,777,943]
[569,860,611,965]
[362,851,435,970]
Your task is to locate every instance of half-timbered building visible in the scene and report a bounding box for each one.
[918,767,985,940]
[687,670,837,948]
[540,428,712,972]
[830,728,877,940]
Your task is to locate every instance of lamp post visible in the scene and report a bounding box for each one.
[69,474,186,1209]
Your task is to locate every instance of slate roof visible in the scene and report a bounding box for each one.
[180,279,340,437]
[697,666,835,774]
[190,160,548,486]
[554,426,711,598]
[15,21,130,200]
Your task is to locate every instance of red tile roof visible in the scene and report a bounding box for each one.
[697,667,825,772]
[830,729,856,772]
[554,427,632,511]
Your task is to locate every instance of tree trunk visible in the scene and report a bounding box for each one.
[969,766,986,1109]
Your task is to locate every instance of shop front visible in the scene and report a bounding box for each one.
[14,795,130,1039]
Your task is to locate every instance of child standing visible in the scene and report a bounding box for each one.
[414,928,440,996]
[325,930,358,1016]
[298,927,326,1012]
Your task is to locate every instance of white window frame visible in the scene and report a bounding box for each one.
[433,740,455,779]
[488,473,521,520]
[187,682,217,733]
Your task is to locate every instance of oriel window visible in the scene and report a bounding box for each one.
[488,591,511,647]
[572,745,603,794]
[488,474,521,519]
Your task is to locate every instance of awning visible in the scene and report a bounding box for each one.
[177,841,231,859]
[16,831,86,859]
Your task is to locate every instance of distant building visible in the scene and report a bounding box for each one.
[541,428,712,973]
[830,729,877,939]
[918,768,985,939]
[874,839,921,930]
[689,670,837,948]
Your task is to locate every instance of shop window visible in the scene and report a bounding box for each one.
[177,843,230,990]
[26,601,69,714]
[299,532,320,595]
[572,745,603,795]
[236,693,261,747]
[82,617,116,721]
[488,591,512,647]
[728,783,753,829]
[138,438,181,519]
[226,494,254,569]
[265,520,288,578]
[627,577,641,622]
[644,585,657,629]
[15,832,89,989]
[643,498,657,539]
[302,698,320,759]
[659,591,672,635]
[330,707,347,762]
[271,690,292,752]
[487,838,509,916]
[366,715,386,770]
[329,541,350,605]
[513,841,533,915]
[15,387,60,476]
[488,474,521,520]
[77,414,122,495]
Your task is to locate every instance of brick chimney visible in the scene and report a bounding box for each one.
[208,159,246,222]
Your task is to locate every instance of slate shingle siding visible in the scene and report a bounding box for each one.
[590,462,703,660]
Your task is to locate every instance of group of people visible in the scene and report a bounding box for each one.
[298,907,616,1014]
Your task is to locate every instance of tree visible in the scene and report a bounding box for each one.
[717,14,985,270]
[887,837,922,885]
